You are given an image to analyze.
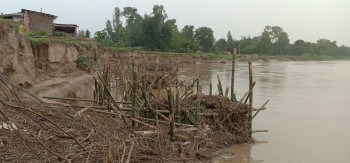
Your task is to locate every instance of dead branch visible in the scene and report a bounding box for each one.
[0,98,85,150]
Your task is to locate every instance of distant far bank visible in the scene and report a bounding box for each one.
[109,47,350,62]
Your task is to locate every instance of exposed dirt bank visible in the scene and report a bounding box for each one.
[0,20,215,101]
[0,21,35,87]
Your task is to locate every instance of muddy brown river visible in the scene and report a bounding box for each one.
[179,60,350,163]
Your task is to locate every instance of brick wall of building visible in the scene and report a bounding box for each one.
[27,11,55,36]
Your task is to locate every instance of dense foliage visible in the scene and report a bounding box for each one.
[93,5,350,57]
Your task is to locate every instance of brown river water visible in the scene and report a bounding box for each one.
[178,60,350,163]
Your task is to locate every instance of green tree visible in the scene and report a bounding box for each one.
[78,29,85,37]
[226,31,234,52]
[160,19,177,51]
[94,30,107,45]
[122,7,144,47]
[270,26,289,54]
[238,36,259,54]
[257,25,290,54]
[291,40,305,56]
[181,25,196,51]
[337,45,350,56]
[194,27,215,52]
[316,39,338,55]
[105,20,114,41]
[215,38,227,52]
[142,5,168,50]
[273,31,290,54]
[257,26,272,54]
[169,30,186,52]
[112,7,122,35]
[85,29,91,38]
[152,5,167,23]
[143,14,159,50]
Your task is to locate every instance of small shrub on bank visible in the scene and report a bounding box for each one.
[27,31,34,36]
[53,31,67,37]
[78,54,96,72]
[37,29,48,36]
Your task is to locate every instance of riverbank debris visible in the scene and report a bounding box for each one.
[0,54,268,162]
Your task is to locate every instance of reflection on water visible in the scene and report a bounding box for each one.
[179,61,350,163]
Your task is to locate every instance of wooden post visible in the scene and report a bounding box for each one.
[252,99,269,120]
[105,65,110,105]
[184,85,188,105]
[225,87,229,98]
[217,75,223,96]
[132,62,138,127]
[248,60,253,138]
[167,87,175,142]
[157,78,162,99]
[209,81,212,96]
[231,48,237,101]
[194,77,201,126]
[175,88,180,123]
[244,81,256,104]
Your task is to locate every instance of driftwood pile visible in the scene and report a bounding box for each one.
[0,49,268,162]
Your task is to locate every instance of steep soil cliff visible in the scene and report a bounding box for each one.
[0,21,210,101]
[0,21,94,100]
[0,21,35,87]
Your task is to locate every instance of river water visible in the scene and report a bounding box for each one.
[179,60,350,163]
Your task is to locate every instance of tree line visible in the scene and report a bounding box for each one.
[91,5,350,57]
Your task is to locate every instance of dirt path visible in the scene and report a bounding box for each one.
[25,72,95,101]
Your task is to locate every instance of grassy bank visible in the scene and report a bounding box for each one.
[105,46,350,61]
[29,37,93,49]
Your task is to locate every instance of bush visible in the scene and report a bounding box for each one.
[53,31,67,37]
[27,31,34,36]
[37,29,48,36]
[78,54,96,72]
[13,24,19,33]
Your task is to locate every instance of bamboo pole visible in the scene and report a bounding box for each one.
[194,77,201,126]
[167,87,175,142]
[105,65,110,105]
[248,60,253,138]
[217,75,223,96]
[42,96,97,103]
[175,88,180,123]
[132,62,138,127]
[125,116,157,130]
[209,81,212,96]
[157,78,162,99]
[231,48,237,101]
[118,108,218,116]
[96,72,128,124]
[133,131,189,141]
[252,99,269,120]
[244,81,256,104]
[138,117,194,127]
[225,87,229,98]
[251,130,268,133]
[184,85,188,105]
[220,91,249,124]
[93,78,98,101]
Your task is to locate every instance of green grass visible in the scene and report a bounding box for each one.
[0,18,19,33]
[29,37,92,49]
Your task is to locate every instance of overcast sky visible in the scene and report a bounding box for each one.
[2,0,350,46]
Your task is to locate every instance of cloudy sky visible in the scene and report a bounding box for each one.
[2,0,350,46]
